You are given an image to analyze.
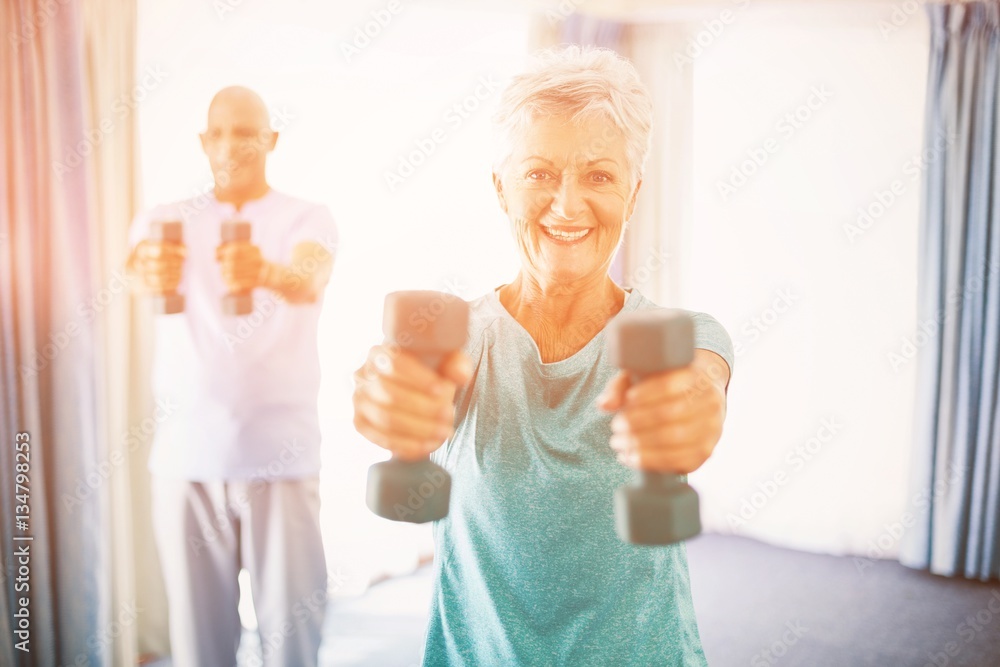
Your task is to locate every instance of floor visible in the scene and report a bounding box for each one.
[149,534,1000,666]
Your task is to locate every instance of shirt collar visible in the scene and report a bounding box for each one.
[213,188,277,220]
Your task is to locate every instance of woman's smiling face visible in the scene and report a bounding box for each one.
[495,114,641,290]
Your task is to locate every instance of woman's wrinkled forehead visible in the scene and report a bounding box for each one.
[506,114,629,171]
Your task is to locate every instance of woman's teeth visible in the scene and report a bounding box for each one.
[542,226,591,241]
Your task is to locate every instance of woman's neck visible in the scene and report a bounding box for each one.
[499,273,626,363]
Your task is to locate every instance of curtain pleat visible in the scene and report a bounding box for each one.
[1,0,100,664]
[902,1,1000,581]
[1,0,142,663]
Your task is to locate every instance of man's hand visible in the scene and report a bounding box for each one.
[597,350,730,474]
[216,241,265,293]
[129,240,186,294]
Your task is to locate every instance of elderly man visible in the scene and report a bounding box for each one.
[353,47,733,665]
[127,86,336,667]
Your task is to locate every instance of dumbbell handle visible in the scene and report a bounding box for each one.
[148,221,184,315]
[220,221,253,315]
[636,470,681,485]
[384,350,449,464]
[629,364,686,487]
[414,352,447,373]
[221,220,251,243]
[628,368,688,483]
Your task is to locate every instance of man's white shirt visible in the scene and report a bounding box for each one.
[128,189,337,480]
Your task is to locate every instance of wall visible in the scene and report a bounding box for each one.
[683,2,930,557]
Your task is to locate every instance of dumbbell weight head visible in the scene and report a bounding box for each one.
[220,221,253,316]
[607,309,694,374]
[148,220,184,315]
[607,309,701,545]
[366,290,469,523]
[366,458,453,524]
[381,290,469,370]
[614,471,701,545]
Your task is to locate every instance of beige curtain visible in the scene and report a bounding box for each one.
[620,23,693,307]
[0,0,161,663]
[82,0,168,662]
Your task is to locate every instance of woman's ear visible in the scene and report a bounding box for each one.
[492,172,508,214]
[626,178,642,220]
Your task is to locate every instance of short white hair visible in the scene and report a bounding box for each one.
[492,45,654,186]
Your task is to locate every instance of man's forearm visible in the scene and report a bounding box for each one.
[259,242,333,304]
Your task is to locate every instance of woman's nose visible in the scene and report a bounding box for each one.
[550,179,586,220]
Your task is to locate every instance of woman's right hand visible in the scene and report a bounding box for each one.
[353,345,472,461]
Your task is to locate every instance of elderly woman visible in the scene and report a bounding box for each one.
[353,46,733,666]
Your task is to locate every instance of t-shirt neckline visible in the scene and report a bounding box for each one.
[213,188,279,218]
[486,286,641,377]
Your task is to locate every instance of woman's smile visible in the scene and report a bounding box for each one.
[539,224,593,244]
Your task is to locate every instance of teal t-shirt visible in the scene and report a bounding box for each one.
[422,288,735,667]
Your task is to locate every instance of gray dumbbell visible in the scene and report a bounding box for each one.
[220,220,253,316]
[366,290,469,523]
[607,309,701,545]
[148,220,184,315]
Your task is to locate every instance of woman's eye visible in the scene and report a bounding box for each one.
[590,171,613,183]
[527,170,551,181]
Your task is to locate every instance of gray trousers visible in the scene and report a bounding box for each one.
[152,477,327,667]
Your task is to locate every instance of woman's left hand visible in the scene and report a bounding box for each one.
[597,350,730,474]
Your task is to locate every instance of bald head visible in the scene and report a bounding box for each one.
[201,86,277,205]
[207,86,271,130]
